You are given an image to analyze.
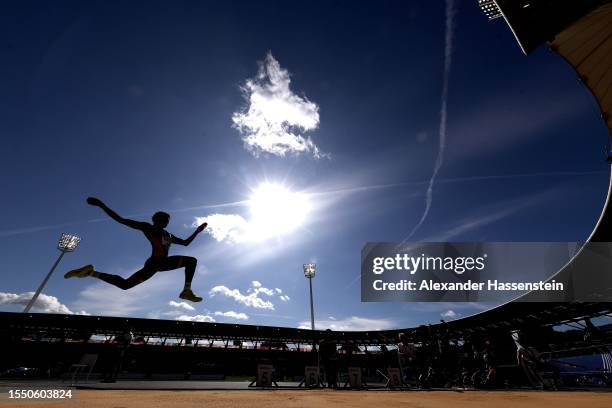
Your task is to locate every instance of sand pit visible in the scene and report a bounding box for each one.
[6,390,612,408]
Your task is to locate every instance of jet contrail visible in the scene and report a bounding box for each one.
[404,0,455,242]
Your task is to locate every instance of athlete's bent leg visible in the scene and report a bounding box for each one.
[158,256,202,302]
[94,266,156,290]
[182,256,197,289]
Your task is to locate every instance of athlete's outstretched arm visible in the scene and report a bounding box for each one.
[87,197,146,230]
[172,223,207,246]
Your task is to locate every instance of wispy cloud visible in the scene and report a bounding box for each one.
[168,300,195,311]
[429,207,518,241]
[176,314,215,322]
[209,281,277,310]
[175,310,248,322]
[0,223,78,238]
[214,310,249,320]
[312,170,607,199]
[73,283,157,316]
[0,292,89,315]
[405,0,456,240]
[274,288,290,301]
[298,316,396,331]
[419,189,554,242]
[249,282,275,296]
[446,87,594,162]
[232,52,326,158]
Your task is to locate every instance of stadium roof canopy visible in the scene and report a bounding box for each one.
[2,301,610,346]
[486,0,612,131]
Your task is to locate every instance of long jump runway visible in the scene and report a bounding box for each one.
[5,389,612,408]
[3,381,612,408]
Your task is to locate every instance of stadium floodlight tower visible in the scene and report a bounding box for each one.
[303,263,316,331]
[23,233,81,313]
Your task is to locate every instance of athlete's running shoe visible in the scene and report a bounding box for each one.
[179,289,203,302]
[64,264,94,279]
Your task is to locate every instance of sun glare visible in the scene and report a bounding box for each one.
[248,182,311,241]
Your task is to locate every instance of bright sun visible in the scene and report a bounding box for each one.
[248,182,311,241]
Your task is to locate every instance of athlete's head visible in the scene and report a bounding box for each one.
[152,211,170,228]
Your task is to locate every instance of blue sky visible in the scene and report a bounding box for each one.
[1,0,610,331]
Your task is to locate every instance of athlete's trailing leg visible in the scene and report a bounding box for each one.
[65,264,157,290]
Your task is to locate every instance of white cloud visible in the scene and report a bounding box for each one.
[441,310,457,319]
[232,52,325,158]
[209,281,285,310]
[176,314,215,323]
[209,285,275,310]
[249,281,279,297]
[0,292,88,315]
[275,288,282,294]
[168,301,195,311]
[214,310,249,320]
[195,214,249,244]
[252,286,275,296]
[298,316,396,331]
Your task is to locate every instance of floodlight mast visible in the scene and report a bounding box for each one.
[303,263,316,332]
[23,233,81,313]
